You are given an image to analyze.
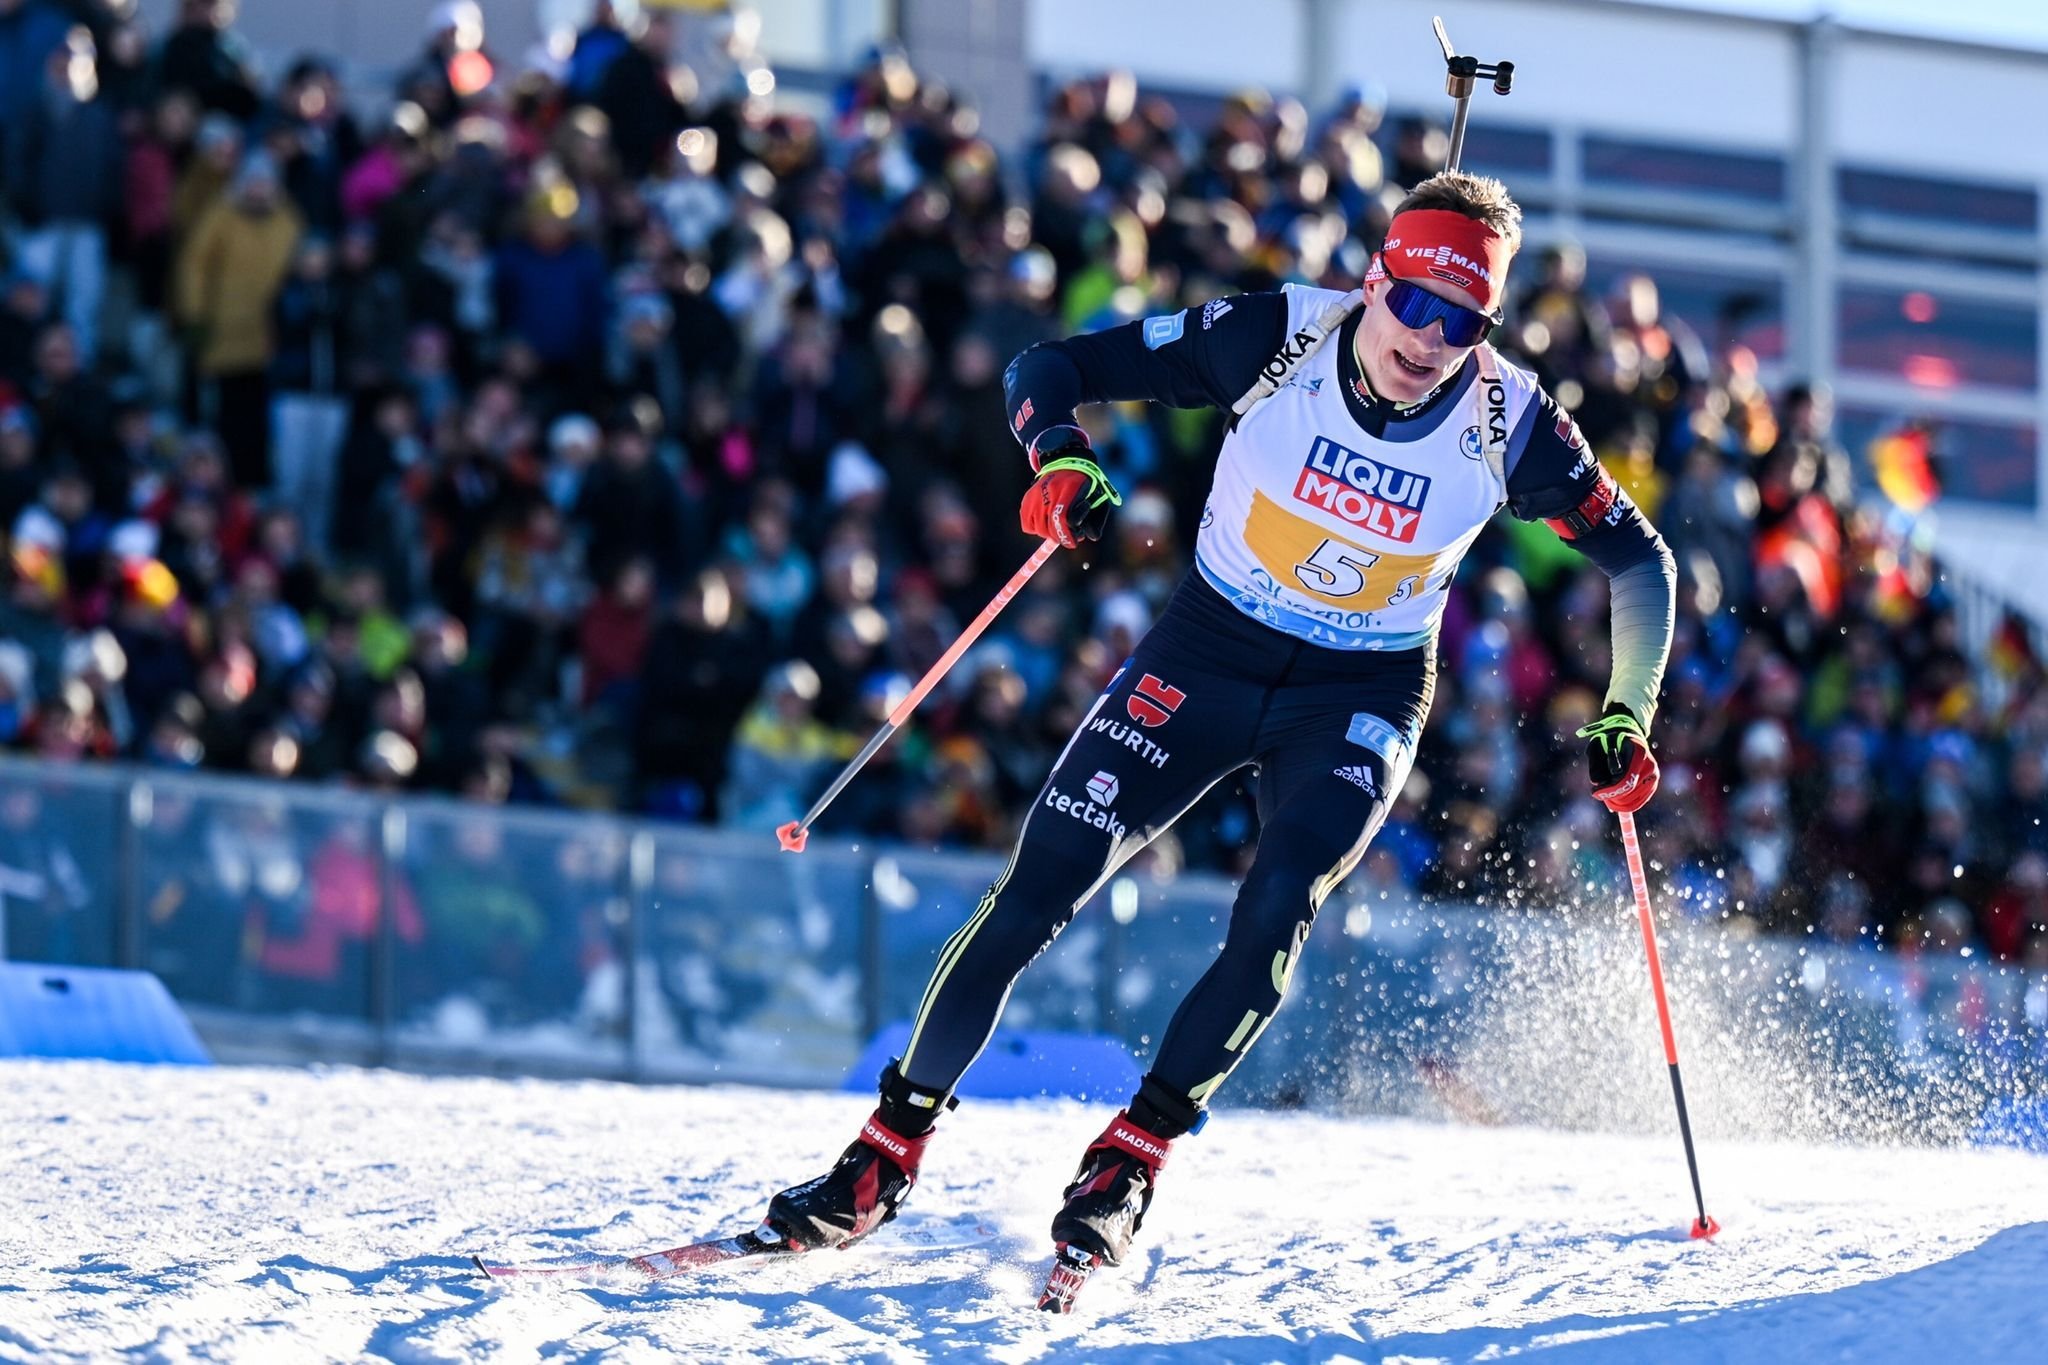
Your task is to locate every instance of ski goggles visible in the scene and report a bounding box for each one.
[1380,274,1499,348]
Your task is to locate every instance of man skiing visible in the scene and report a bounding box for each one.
[759,172,1676,1291]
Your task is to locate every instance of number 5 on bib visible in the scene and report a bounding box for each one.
[1294,538,1379,597]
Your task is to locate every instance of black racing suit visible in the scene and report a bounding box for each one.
[897,291,1676,1118]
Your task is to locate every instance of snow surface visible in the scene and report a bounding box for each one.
[6,1060,2048,1363]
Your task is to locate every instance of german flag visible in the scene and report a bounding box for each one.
[1869,421,1939,513]
[1987,611,2040,681]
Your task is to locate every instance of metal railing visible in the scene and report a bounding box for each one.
[2,756,2043,1140]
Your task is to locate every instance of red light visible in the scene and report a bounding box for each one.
[1902,353,1959,388]
[448,50,493,98]
[1902,291,1938,324]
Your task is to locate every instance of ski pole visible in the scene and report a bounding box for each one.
[1616,808,1720,1239]
[776,538,1060,853]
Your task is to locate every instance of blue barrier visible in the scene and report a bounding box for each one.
[0,963,210,1065]
[844,1022,1141,1103]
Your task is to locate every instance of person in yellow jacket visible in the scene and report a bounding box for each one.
[175,149,302,487]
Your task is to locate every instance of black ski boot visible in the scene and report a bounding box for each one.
[764,1063,954,1251]
[1048,1109,1176,1266]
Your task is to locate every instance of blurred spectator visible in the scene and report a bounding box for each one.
[270,237,348,552]
[577,554,654,710]
[7,30,122,364]
[572,397,694,588]
[636,567,773,819]
[273,57,363,237]
[595,9,686,180]
[721,660,851,831]
[159,0,261,120]
[566,1,631,103]
[175,150,303,485]
[401,1,489,129]
[494,184,609,406]
[0,0,72,138]
[27,324,117,504]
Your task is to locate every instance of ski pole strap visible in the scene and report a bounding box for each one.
[1230,289,1363,416]
[1473,345,1508,485]
[1036,455,1123,512]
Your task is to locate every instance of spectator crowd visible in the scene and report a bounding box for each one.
[0,0,2043,977]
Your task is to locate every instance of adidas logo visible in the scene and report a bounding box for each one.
[1333,764,1379,798]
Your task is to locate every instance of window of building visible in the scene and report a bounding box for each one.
[1837,285,2037,392]
[1838,166,2038,234]
[1581,136,1786,204]
[1460,123,1552,178]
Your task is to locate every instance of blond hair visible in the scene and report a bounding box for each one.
[1393,171,1523,255]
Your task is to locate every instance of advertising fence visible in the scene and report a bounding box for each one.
[3,758,2042,1142]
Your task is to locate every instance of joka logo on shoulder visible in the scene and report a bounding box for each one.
[1126,673,1185,727]
[1293,436,1431,543]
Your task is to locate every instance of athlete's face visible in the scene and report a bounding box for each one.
[1356,272,1493,403]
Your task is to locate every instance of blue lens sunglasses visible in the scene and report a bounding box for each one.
[1379,270,1501,348]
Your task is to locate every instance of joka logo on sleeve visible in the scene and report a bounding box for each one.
[1292,437,1431,543]
[1126,673,1185,727]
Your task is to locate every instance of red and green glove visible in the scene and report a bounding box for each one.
[1577,702,1659,813]
[1020,426,1122,550]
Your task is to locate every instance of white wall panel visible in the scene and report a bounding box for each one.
[1028,0,1306,93]
[1335,0,1797,148]
[1832,35,2048,181]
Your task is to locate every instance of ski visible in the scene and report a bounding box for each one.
[1036,1242,1101,1313]
[473,1209,1001,1284]
[473,1224,793,1283]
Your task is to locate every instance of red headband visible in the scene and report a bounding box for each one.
[1367,209,1511,315]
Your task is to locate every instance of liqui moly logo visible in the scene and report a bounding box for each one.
[1293,437,1431,543]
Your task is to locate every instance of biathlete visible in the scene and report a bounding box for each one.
[759,172,1677,1277]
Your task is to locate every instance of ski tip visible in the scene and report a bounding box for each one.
[471,1254,493,1280]
[1689,1214,1722,1240]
